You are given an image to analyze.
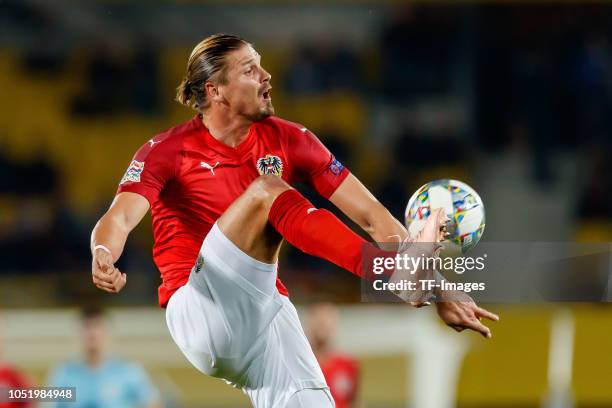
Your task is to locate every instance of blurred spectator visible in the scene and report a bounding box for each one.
[0,314,33,408]
[47,307,161,408]
[307,303,359,408]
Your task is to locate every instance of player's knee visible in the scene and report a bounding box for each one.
[247,175,290,207]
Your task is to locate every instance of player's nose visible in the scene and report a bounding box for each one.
[260,67,271,83]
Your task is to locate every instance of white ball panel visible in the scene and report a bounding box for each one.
[427,185,454,215]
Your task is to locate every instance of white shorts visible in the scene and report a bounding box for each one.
[165,223,332,408]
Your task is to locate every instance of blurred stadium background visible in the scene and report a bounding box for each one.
[1,1,611,407]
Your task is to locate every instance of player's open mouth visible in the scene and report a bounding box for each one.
[262,88,272,101]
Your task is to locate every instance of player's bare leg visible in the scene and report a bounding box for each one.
[218,173,369,278]
[217,174,290,263]
[217,173,449,279]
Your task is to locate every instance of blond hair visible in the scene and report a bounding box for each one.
[176,33,248,110]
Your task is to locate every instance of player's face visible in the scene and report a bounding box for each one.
[218,45,274,121]
[81,317,109,355]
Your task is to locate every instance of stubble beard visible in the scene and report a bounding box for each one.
[249,101,275,122]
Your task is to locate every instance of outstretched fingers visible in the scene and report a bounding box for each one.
[442,302,498,339]
[475,306,500,322]
[461,316,493,339]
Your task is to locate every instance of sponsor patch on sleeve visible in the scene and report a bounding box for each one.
[328,158,344,176]
[120,160,145,184]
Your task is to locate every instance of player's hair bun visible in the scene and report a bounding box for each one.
[176,77,194,108]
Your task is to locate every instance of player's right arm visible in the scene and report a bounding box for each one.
[90,192,150,293]
[91,132,178,294]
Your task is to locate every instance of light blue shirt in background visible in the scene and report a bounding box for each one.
[47,358,159,408]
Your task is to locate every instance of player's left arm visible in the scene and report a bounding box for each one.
[329,174,499,338]
[329,173,409,243]
[286,125,498,337]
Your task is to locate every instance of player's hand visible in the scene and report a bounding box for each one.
[400,208,449,307]
[435,291,499,338]
[91,248,127,293]
[408,207,450,244]
[413,208,449,244]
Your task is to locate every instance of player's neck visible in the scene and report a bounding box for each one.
[201,110,252,148]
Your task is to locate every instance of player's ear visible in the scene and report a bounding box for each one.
[204,81,222,104]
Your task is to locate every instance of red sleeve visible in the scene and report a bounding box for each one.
[285,126,350,199]
[116,136,180,206]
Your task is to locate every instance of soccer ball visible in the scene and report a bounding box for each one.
[405,179,485,253]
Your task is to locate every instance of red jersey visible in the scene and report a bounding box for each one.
[0,364,32,408]
[319,353,359,408]
[117,115,349,307]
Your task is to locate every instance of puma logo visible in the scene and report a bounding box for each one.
[148,139,161,147]
[200,161,220,175]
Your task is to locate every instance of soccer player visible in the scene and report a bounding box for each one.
[47,307,161,408]
[307,303,359,408]
[90,34,498,408]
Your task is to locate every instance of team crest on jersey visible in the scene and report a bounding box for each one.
[256,154,283,176]
[120,160,144,184]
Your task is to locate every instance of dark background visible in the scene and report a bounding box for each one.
[0,1,610,407]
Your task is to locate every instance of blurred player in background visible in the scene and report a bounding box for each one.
[47,307,161,408]
[308,303,359,408]
[90,33,498,407]
[0,314,33,408]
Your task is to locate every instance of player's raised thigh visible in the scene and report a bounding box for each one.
[217,174,290,263]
